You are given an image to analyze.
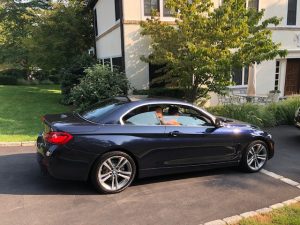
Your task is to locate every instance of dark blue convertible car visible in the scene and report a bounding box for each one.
[37,97,274,194]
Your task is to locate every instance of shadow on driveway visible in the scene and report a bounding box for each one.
[0,152,246,196]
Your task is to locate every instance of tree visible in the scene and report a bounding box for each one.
[26,0,94,71]
[0,0,49,74]
[140,0,287,102]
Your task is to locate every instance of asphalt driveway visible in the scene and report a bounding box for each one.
[0,126,299,225]
[265,125,300,183]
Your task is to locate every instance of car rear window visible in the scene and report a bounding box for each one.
[79,98,127,123]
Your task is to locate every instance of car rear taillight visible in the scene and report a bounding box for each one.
[44,132,73,145]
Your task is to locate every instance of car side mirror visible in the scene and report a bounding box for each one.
[214,118,224,128]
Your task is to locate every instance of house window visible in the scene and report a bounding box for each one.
[112,57,124,72]
[149,63,166,88]
[114,0,120,21]
[163,0,173,17]
[144,0,160,16]
[232,66,249,86]
[248,0,259,10]
[93,9,98,36]
[274,60,280,90]
[287,0,297,25]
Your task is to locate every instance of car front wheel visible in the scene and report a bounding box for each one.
[240,140,268,172]
[91,151,136,194]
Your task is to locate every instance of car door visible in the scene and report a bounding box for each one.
[163,104,239,166]
[119,105,170,170]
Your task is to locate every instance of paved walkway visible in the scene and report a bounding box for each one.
[0,126,299,225]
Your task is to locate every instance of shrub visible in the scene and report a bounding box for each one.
[17,79,30,85]
[0,76,18,85]
[207,97,300,128]
[133,87,185,99]
[48,75,60,84]
[17,79,41,85]
[60,54,97,104]
[70,64,129,110]
[0,69,27,79]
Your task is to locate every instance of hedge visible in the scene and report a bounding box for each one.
[0,76,18,85]
[207,97,300,128]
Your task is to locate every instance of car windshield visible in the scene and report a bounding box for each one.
[79,98,127,123]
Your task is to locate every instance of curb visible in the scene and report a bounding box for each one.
[0,141,36,147]
[201,195,300,225]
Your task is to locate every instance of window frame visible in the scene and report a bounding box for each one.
[120,102,216,127]
[143,0,160,16]
[274,60,280,91]
[247,0,259,11]
[287,0,297,26]
[231,66,249,87]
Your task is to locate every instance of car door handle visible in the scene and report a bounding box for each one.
[169,131,181,137]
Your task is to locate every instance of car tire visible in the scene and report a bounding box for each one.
[239,140,268,173]
[91,151,136,194]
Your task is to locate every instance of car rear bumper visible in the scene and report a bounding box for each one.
[36,134,93,181]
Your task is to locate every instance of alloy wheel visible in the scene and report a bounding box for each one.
[246,143,267,171]
[98,156,133,191]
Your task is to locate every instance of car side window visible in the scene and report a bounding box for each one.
[123,106,161,126]
[122,104,213,127]
[163,105,214,127]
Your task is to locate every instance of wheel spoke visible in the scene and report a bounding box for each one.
[247,156,255,165]
[256,145,265,154]
[257,155,267,161]
[103,162,112,170]
[111,175,115,190]
[254,158,259,169]
[249,148,255,156]
[100,172,112,182]
[107,158,115,169]
[116,157,127,169]
[115,175,119,190]
[118,172,131,180]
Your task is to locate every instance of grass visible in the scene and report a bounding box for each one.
[0,85,69,142]
[237,203,300,225]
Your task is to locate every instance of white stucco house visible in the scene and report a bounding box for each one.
[88,0,300,103]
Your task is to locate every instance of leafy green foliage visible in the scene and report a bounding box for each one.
[0,0,93,78]
[0,0,49,72]
[70,64,129,110]
[60,54,97,104]
[26,0,94,71]
[140,0,287,102]
[208,97,300,127]
[133,87,185,99]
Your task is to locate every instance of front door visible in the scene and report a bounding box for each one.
[162,104,238,166]
[285,59,300,95]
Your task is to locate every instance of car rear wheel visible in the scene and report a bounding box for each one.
[240,140,268,172]
[91,151,136,194]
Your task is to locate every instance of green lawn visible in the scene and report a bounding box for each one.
[0,85,69,142]
[238,203,300,225]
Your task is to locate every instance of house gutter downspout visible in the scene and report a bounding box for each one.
[120,0,126,73]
